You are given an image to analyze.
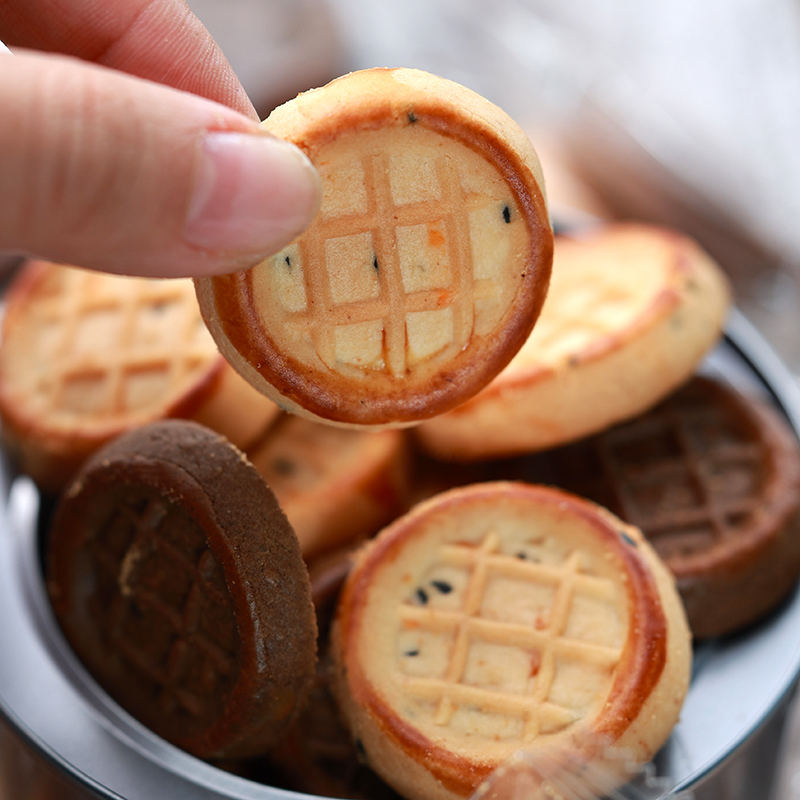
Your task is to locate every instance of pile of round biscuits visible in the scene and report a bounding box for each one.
[1,68,799,800]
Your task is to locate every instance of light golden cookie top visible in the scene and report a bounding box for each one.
[0,260,280,492]
[0,262,220,435]
[196,68,553,428]
[511,225,713,370]
[332,482,691,800]
[416,222,732,460]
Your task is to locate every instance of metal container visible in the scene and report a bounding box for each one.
[1,309,799,800]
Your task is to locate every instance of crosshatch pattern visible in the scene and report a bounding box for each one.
[85,486,238,721]
[546,381,765,561]
[396,529,624,742]
[510,252,656,370]
[20,268,215,424]
[269,150,518,375]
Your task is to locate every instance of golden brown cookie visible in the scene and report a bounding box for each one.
[247,413,410,559]
[415,223,731,460]
[0,260,280,492]
[510,376,800,639]
[331,482,691,800]
[195,67,553,428]
[46,420,317,760]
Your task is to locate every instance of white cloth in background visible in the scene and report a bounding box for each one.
[327,0,800,271]
[186,0,345,116]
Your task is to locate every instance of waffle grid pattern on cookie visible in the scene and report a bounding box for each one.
[518,275,642,367]
[398,530,622,742]
[278,152,504,375]
[29,269,214,420]
[87,489,238,718]
[555,388,764,559]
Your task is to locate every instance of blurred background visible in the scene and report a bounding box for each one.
[185,0,800,381]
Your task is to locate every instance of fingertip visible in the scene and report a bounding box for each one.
[0,53,320,280]
[182,132,321,268]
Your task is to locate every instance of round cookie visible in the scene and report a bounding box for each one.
[195,67,553,428]
[247,413,410,558]
[512,376,800,639]
[0,260,280,492]
[415,222,731,460]
[263,652,403,800]
[331,482,692,800]
[46,420,317,760]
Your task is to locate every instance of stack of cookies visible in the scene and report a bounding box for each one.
[410,221,800,642]
[2,67,798,800]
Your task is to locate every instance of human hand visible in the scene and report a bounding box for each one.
[0,0,321,278]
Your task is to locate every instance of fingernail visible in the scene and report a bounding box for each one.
[184,131,320,254]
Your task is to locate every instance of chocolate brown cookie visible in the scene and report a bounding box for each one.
[46,420,317,759]
[262,654,404,800]
[501,376,800,639]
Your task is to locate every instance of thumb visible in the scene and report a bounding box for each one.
[0,50,320,277]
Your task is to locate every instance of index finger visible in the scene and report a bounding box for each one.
[0,0,256,117]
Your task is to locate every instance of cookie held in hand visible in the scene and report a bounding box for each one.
[46,420,317,760]
[195,67,553,428]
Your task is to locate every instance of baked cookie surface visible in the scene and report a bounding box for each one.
[415,222,731,460]
[331,482,691,800]
[46,420,317,760]
[248,413,410,558]
[0,260,279,491]
[195,67,552,427]
[516,376,800,639]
